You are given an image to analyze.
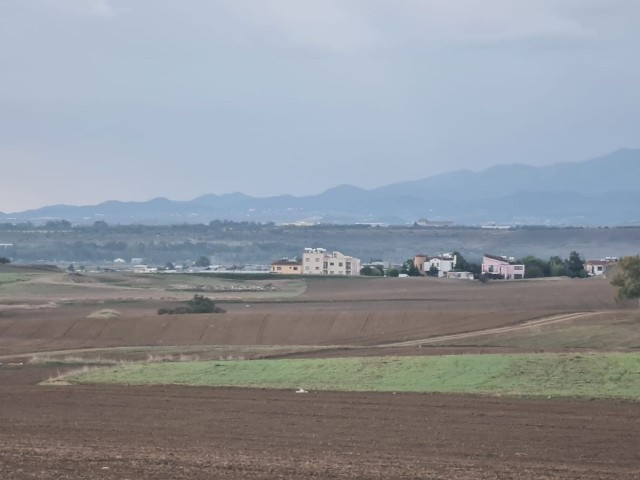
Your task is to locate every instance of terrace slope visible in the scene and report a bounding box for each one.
[0,277,622,356]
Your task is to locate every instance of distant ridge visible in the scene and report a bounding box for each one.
[3,149,639,226]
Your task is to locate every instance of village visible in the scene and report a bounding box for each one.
[88,246,619,281]
[267,247,617,280]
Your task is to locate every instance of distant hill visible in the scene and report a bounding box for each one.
[3,149,639,226]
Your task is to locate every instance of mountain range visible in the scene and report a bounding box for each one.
[2,149,639,226]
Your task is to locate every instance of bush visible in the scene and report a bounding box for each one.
[158,294,225,315]
[0,257,10,264]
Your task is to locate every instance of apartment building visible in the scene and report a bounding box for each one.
[302,247,361,276]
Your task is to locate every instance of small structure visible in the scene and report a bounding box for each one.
[270,259,303,274]
[413,253,457,277]
[132,264,158,274]
[302,248,361,276]
[585,258,618,276]
[481,254,525,280]
[446,271,475,280]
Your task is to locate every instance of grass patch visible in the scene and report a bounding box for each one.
[63,353,640,400]
[432,312,640,350]
[0,273,31,286]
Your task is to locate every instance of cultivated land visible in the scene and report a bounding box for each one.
[1,265,640,478]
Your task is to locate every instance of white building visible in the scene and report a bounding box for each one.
[413,253,457,277]
[302,247,361,276]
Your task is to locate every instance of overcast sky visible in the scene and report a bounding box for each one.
[1,0,639,212]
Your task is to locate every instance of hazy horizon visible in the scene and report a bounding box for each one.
[2,1,639,212]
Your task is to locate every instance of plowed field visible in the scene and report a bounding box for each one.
[1,373,639,479]
[1,272,639,478]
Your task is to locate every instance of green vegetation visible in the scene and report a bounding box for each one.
[360,265,384,276]
[517,252,586,279]
[612,255,640,303]
[430,313,640,350]
[0,272,31,285]
[0,257,10,264]
[400,258,421,276]
[158,294,225,315]
[66,353,640,399]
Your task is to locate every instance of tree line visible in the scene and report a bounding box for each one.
[360,251,590,279]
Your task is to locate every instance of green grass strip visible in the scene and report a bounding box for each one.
[67,353,640,399]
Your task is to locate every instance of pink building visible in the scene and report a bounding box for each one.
[481,254,525,280]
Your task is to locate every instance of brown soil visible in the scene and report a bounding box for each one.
[1,367,639,480]
[0,277,623,357]
[2,275,638,478]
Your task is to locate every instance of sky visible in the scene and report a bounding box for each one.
[1,0,639,212]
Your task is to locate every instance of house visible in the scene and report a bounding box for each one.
[481,254,525,280]
[585,258,618,276]
[302,247,361,276]
[413,253,457,277]
[270,259,303,274]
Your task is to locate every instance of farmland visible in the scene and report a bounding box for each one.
[1,265,640,478]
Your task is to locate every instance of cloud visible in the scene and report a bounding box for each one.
[35,0,116,17]
[222,0,380,53]
[406,0,590,44]
[222,0,594,53]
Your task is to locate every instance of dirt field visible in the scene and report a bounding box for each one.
[1,366,640,480]
[2,272,639,478]
[0,275,623,357]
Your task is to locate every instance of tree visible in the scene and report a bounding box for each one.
[567,251,586,278]
[401,258,421,277]
[0,257,10,264]
[67,264,75,273]
[428,264,439,277]
[549,256,567,277]
[387,268,400,277]
[611,256,640,305]
[360,265,384,276]
[452,251,481,275]
[194,256,211,268]
[518,256,549,278]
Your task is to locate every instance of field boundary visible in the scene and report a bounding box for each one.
[385,312,598,347]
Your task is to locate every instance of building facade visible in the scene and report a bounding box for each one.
[585,258,617,276]
[481,254,525,280]
[302,248,361,276]
[270,259,303,274]
[413,253,457,277]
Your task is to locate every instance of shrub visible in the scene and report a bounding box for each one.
[158,294,225,315]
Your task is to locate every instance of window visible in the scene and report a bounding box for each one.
[315,258,319,262]
[339,262,343,267]
[305,258,310,262]
[293,267,298,271]
[514,265,523,270]
[277,266,281,271]
[488,265,494,273]
[315,266,319,270]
